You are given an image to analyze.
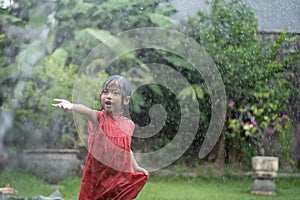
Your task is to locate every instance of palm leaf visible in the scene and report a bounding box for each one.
[0,64,17,85]
[147,13,176,28]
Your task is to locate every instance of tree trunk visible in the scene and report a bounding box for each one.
[208,133,225,166]
[290,99,300,166]
[287,33,300,167]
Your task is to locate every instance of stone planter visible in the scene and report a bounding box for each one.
[22,149,79,183]
[251,156,279,195]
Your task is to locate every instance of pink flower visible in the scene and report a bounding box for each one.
[266,128,275,135]
[282,114,288,119]
[229,101,235,107]
[248,120,257,126]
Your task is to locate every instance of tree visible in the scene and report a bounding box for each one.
[181,0,299,166]
[0,0,177,151]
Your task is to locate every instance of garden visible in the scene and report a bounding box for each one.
[0,0,299,199]
[0,169,300,199]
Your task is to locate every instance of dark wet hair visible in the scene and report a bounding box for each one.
[100,75,131,100]
[100,75,132,117]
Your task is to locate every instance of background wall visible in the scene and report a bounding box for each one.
[172,0,300,33]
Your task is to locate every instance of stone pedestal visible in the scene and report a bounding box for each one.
[252,179,276,195]
[22,149,79,183]
[251,156,278,195]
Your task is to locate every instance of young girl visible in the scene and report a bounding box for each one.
[52,75,149,200]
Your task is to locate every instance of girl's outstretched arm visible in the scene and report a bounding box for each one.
[52,98,98,124]
[130,150,149,175]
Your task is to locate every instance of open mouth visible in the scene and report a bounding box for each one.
[105,101,112,106]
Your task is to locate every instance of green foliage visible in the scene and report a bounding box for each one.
[183,0,297,106]
[0,34,9,84]
[19,47,73,117]
[1,0,178,150]
[278,117,293,164]
[0,8,22,84]
[147,13,177,28]
[227,90,291,156]
[2,47,78,149]
[182,0,299,161]
[1,0,299,165]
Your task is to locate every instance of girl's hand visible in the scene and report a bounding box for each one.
[52,99,73,110]
[134,166,149,176]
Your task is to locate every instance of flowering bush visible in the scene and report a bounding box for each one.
[227,92,291,157]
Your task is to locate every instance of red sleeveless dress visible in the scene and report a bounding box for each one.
[78,110,149,200]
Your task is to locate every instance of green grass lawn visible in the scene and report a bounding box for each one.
[0,169,299,200]
[137,175,300,200]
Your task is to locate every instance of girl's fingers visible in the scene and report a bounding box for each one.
[143,170,149,176]
[52,104,68,110]
[136,167,149,175]
[53,98,63,102]
[51,103,61,108]
[52,99,66,107]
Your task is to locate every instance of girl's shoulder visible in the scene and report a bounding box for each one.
[122,116,135,128]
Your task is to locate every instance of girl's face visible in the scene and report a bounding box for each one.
[100,81,130,115]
